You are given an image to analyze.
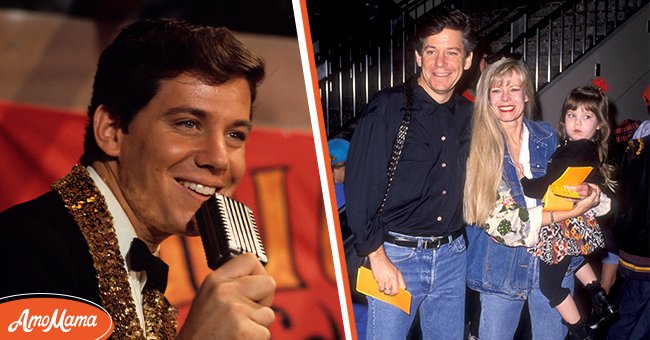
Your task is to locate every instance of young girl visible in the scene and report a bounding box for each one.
[519,85,617,339]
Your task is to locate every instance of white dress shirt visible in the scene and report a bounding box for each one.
[87,166,148,331]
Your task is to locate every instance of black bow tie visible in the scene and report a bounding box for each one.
[128,238,169,294]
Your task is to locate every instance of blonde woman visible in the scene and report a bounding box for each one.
[463,58,601,340]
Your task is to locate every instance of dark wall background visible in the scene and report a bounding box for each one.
[0,0,297,37]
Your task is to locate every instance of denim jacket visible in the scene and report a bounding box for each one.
[466,118,558,300]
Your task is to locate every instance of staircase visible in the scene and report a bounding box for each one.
[487,0,647,89]
[312,0,648,138]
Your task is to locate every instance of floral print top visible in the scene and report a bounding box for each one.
[481,180,543,248]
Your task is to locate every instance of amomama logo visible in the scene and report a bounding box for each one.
[0,293,114,339]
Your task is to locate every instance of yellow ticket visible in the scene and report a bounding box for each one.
[356,266,412,314]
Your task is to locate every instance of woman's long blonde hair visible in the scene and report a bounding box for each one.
[464,58,537,225]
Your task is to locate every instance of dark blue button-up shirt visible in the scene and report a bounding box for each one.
[345,78,473,256]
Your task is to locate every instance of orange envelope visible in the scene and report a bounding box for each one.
[356,266,412,314]
[542,166,593,211]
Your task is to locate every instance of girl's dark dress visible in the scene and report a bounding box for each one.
[521,139,605,265]
[520,139,606,306]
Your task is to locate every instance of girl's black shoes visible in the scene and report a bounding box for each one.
[586,285,618,330]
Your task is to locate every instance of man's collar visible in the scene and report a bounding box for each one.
[87,165,152,260]
[410,76,459,110]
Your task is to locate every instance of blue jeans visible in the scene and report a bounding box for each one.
[478,258,575,340]
[607,276,650,340]
[366,232,466,339]
[353,302,368,340]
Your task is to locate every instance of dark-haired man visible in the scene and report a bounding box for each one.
[0,19,275,339]
[345,8,477,338]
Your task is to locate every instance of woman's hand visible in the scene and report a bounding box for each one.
[571,183,600,215]
[565,182,602,201]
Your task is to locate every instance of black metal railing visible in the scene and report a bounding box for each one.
[315,0,539,137]
[315,0,647,137]
[488,0,647,90]
[314,0,445,137]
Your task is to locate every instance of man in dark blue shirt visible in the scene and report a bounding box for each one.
[345,8,477,338]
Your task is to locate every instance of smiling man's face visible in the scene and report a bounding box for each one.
[416,28,472,103]
[114,74,252,237]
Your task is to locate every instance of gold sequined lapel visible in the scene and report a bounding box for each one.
[53,165,177,339]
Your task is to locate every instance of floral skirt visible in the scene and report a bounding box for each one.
[528,210,604,265]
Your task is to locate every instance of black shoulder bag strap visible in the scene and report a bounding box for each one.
[377,82,414,214]
[347,82,414,300]
[359,83,414,263]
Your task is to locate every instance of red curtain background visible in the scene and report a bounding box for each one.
[0,101,343,339]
